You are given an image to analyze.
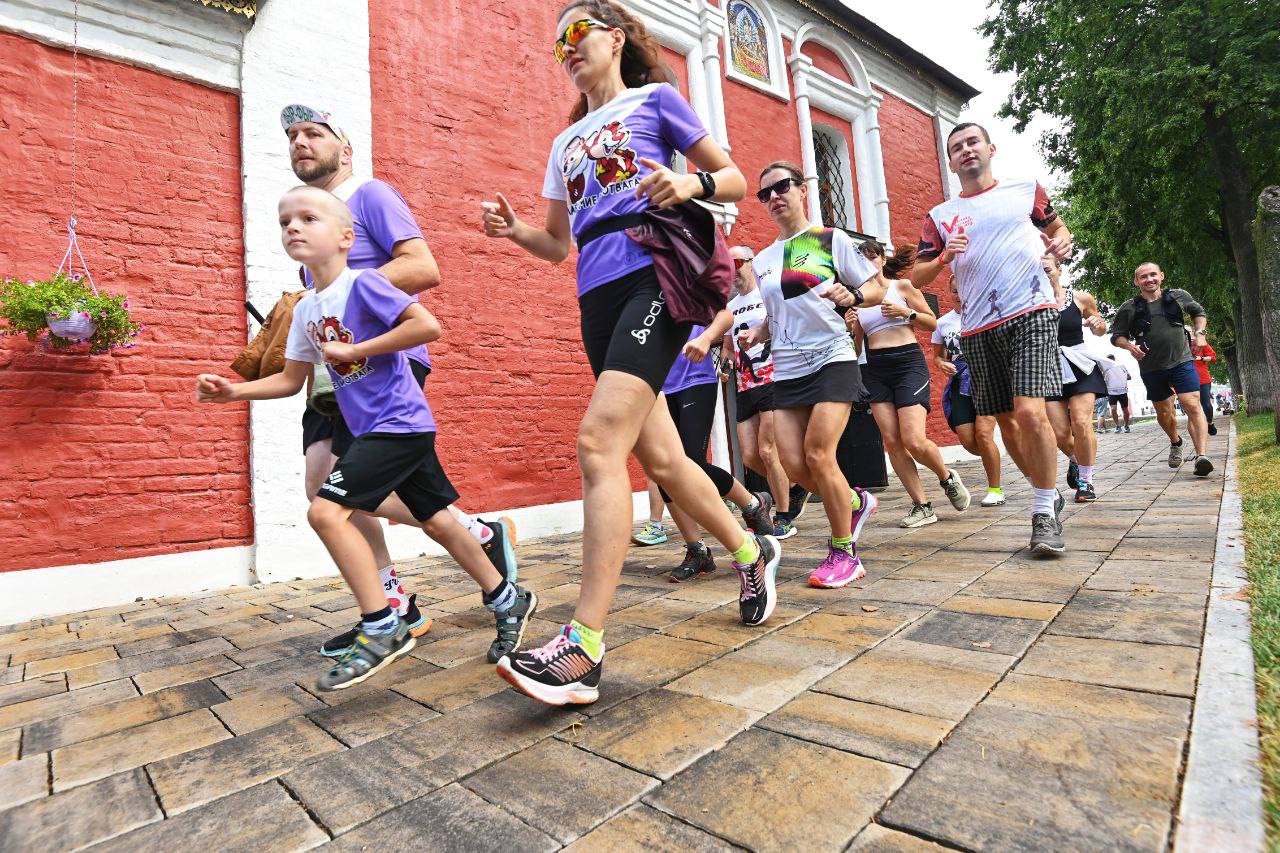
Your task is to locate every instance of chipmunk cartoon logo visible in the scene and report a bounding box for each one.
[309,316,369,379]
[561,121,639,205]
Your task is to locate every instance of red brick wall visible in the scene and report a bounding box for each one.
[0,33,250,572]
[800,42,854,85]
[877,89,956,446]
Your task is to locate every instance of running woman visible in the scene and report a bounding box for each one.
[662,321,777,582]
[724,245,799,539]
[281,106,520,656]
[480,1,778,706]
[848,242,970,528]
[1041,255,1109,503]
[932,277,1005,507]
[913,122,1073,556]
[1110,262,1212,476]
[1191,330,1218,436]
[739,161,888,589]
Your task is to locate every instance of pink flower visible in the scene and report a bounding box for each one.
[50,312,59,319]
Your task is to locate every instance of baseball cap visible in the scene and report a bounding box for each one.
[280,104,349,145]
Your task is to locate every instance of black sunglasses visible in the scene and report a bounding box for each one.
[756,176,797,203]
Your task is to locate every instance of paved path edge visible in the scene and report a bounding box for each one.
[1175,423,1266,851]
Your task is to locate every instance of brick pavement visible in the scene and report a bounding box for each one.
[0,423,1229,851]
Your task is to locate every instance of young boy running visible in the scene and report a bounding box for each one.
[197,186,537,689]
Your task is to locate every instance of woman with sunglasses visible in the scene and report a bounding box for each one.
[739,161,887,589]
[848,242,970,528]
[481,1,773,707]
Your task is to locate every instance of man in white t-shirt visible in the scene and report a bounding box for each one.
[1103,354,1132,432]
[912,122,1073,557]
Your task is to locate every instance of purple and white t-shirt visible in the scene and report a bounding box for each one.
[322,176,431,371]
[286,268,436,437]
[542,83,710,297]
[663,325,718,396]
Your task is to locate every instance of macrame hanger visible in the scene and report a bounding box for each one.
[55,0,97,294]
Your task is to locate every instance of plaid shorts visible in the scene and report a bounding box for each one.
[959,308,1063,416]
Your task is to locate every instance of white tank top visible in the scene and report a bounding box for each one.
[856,278,911,338]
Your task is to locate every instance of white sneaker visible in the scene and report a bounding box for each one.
[900,503,939,528]
[980,489,1006,507]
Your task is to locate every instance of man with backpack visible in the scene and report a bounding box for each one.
[1109,262,1212,476]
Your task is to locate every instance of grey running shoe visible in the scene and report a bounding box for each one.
[481,517,519,584]
[1029,513,1066,557]
[488,587,538,664]
[900,503,938,528]
[670,542,716,583]
[741,491,774,535]
[1193,455,1214,477]
[1168,440,1184,468]
[940,469,971,511]
[1066,459,1080,490]
[316,618,415,691]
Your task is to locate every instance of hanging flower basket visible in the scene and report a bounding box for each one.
[0,273,141,354]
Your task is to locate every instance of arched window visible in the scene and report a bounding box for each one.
[723,0,789,100]
[813,124,856,230]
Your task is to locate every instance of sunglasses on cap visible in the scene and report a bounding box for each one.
[554,18,612,64]
[756,176,797,203]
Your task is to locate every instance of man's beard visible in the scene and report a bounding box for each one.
[292,150,341,183]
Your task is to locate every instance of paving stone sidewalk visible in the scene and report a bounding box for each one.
[0,423,1232,851]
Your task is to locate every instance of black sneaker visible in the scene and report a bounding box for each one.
[320,594,431,658]
[487,587,538,664]
[1066,459,1080,490]
[316,618,415,691]
[481,517,519,584]
[735,534,780,626]
[1029,513,1066,557]
[741,491,774,535]
[1208,423,1218,436]
[669,542,716,583]
[496,626,602,706]
[1194,455,1214,477]
[782,485,811,522]
[1075,483,1097,503]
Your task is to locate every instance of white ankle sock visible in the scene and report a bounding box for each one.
[1032,488,1058,516]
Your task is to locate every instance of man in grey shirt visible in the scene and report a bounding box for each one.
[1109,262,1212,476]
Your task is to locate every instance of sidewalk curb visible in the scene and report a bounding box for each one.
[1175,424,1265,851]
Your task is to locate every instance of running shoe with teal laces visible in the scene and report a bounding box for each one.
[1075,482,1097,503]
[481,517,519,584]
[316,618,416,691]
[631,520,668,546]
[497,625,602,706]
[320,593,431,658]
[487,587,538,664]
[773,517,798,539]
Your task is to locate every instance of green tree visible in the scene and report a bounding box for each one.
[982,0,1280,412]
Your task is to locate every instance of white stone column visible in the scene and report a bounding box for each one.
[698,3,729,149]
[851,110,876,237]
[788,54,823,226]
[239,0,373,583]
[864,98,891,241]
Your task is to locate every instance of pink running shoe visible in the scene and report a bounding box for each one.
[850,486,879,542]
[808,545,866,589]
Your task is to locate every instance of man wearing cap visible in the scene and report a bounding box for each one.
[280,105,519,649]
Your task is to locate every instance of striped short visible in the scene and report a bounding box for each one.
[959,308,1063,416]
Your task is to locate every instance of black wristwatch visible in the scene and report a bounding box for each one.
[907,310,918,324]
[695,170,716,200]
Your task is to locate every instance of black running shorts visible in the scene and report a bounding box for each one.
[863,343,932,411]
[578,265,691,394]
[316,431,459,522]
[303,360,430,455]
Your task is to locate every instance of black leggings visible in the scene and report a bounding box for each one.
[1199,382,1214,424]
[659,381,735,502]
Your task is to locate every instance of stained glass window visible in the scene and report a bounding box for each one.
[727,1,771,84]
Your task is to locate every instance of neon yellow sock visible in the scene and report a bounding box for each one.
[568,620,604,659]
[831,535,854,554]
[850,489,862,512]
[731,535,760,566]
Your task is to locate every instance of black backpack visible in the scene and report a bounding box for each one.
[1129,290,1184,346]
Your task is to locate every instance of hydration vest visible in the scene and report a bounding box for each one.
[1129,290,1184,346]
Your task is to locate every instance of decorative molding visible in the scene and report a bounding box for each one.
[0,0,249,91]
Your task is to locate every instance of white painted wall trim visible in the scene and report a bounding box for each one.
[0,0,248,91]
[0,546,253,626]
[238,0,374,582]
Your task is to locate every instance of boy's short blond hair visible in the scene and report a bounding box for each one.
[281,185,353,229]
